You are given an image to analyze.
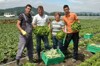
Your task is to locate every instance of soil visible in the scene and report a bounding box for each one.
[32,47,93,66]
[0,46,94,66]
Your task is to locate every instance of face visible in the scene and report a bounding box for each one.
[38,8,44,16]
[64,7,70,15]
[55,14,60,21]
[25,6,32,14]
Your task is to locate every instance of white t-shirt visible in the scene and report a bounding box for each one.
[32,14,49,26]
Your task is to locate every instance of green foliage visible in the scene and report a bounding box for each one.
[0,23,26,63]
[23,62,36,66]
[56,30,66,40]
[94,62,100,66]
[34,26,50,36]
[71,22,81,31]
[0,19,100,65]
[78,52,100,66]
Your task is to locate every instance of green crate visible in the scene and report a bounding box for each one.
[41,49,65,66]
[87,44,100,53]
[84,33,93,39]
[70,40,73,44]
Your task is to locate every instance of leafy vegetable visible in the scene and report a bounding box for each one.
[23,62,36,66]
[44,49,61,58]
[56,30,66,40]
[34,26,50,36]
[94,62,100,66]
[0,23,27,63]
[71,22,81,31]
[78,52,100,66]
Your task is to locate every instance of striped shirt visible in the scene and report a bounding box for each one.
[51,20,65,36]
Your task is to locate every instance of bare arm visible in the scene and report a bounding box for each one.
[48,22,51,29]
[32,16,37,28]
[16,20,27,35]
[16,20,23,32]
[74,13,80,23]
[75,18,80,23]
[62,25,67,33]
[62,17,67,33]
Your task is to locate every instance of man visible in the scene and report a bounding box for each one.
[63,5,80,62]
[32,5,50,61]
[16,4,33,65]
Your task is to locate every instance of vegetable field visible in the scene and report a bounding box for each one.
[0,19,100,66]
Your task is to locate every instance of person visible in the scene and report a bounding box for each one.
[32,5,50,62]
[63,5,80,62]
[50,12,65,51]
[16,4,34,65]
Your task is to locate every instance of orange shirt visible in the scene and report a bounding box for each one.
[63,12,78,33]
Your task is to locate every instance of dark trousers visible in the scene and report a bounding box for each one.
[36,35,50,59]
[52,36,64,51]
[64,32,79,59]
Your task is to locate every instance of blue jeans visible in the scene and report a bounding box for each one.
[36,35,50,58]
[52,36,64,51]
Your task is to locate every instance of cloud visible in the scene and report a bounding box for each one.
[67,0,83,4]
[0,0,6,2]
[65,0,100,12]
[0,0,16,3]
[0,0,99,12]
[0,0,4,2]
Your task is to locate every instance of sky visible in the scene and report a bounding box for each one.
[0,0,100,13]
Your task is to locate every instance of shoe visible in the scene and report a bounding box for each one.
[16,59,22,66]
[37,58,42,63]
[29,59,34,63]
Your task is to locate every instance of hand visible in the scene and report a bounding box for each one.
[21,30,27,36]
[63,29,67,33]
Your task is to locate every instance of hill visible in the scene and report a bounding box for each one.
[0,7,49,16]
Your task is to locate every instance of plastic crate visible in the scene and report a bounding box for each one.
[87,44,100,53]
[41,49,65,66]
[70,40,73,44]
[84,33,93,39]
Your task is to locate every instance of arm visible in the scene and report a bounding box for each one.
[74,13,80,23]
[48,22,51,29]
[62,17,67,33]
[32,16,37,28]
[46,16,51,29]
[32,23,37,28]
[62,24,67,33]
[17,14,27,35]
[48,19,52,37]
[16,20,23,32]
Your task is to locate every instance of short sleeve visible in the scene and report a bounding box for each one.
[32,16,37,25]
[18,14,23,21]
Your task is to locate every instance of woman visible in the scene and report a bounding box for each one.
[51,12,65,51]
